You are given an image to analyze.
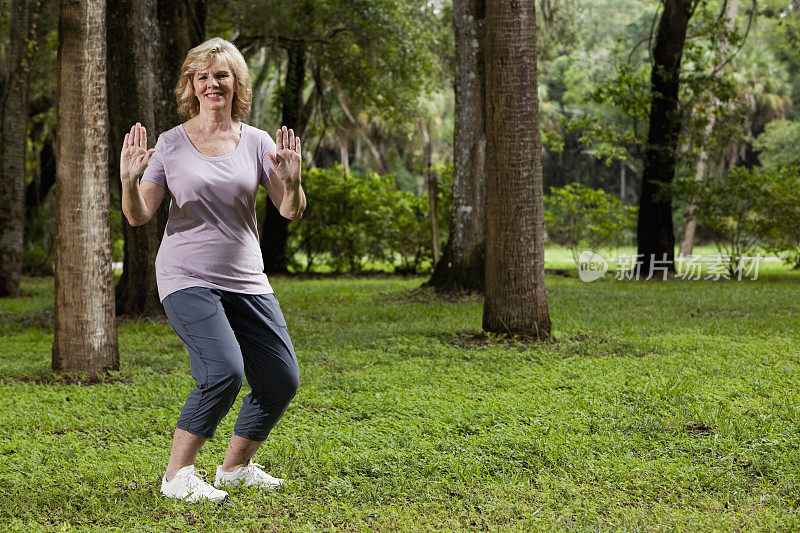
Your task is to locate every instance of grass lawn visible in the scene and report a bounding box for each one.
[1,257,800,531]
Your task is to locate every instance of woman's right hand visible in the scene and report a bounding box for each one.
[120,122,155,183]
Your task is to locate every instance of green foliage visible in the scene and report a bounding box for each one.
[288,164,451,273]
[536,0,579,63]
[758,166,800,268]
[544,0,796,196]
[544,183,637,263]
[753,119,800,168]
[731,42,793,133]
[550,7,655,173]
[680,2,744,104]
[541,128,565,154]
[571,59,651,164]
[568,1,749,169]
[209,0,447,130]
[674,166,800,273]
[755,0,800,121]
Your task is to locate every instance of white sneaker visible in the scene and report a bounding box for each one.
[214,461,285,489]
[161,465,228,503]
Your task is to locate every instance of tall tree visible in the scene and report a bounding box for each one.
[679,0,740,256]
[20,0,58,269]
[52,0,119,374]
[108,0,205,316]
[260,39,313,273]
[427,0,487,291]
[482,0,551,338]
[0,0,41,296]
[636,0,696,277]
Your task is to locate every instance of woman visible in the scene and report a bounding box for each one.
[119,37,305,503]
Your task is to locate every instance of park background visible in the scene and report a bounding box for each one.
[2,0,800,530]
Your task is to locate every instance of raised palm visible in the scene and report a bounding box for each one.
[267,126,302,185]
[120,122,155,182]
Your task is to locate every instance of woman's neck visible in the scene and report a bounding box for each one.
[189,109,239,134]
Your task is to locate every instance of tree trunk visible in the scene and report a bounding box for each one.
[108,0,164,317]
[679,0,738,257]
[250,46,271,128]
[0,0,40,296]
[109,0,204,317]
[482,0,550,338]
[157,0,206,108]
[636,0,693,277]
[281,43,309,135]
[354,136,362,164]
[365,123,390,176]
[339,132,350,175]
[421,123,440,264]
[336,89,390,175]
[261,42,311,274]
[52,0,119,374]
[427,0,487,291]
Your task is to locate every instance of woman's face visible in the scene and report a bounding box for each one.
[193,56,235,115]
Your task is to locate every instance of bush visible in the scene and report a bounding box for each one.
[544,183,637,263]
[673,166,800,273]
[288,164,451,273]
[753,120,800,169]
[756,168,800,268]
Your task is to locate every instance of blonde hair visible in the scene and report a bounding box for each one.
[175,37,252,120]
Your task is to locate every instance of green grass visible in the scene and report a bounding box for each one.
[2,257,800,531]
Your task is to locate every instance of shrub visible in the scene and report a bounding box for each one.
[288,164,452,273]
[753,120,800,169]
[544,183,637,263]
[673,166,800,273]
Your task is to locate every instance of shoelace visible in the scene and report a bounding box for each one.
[247,463,281,483]
[184,469,217,494]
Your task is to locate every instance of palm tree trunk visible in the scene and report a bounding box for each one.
[52,0,119,374]
[0,0,40,296]
[427,0,486,291]
[482,0,550,338]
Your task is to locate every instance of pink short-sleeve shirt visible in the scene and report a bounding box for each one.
[140,122,278,302]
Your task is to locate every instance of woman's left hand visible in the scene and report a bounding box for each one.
[268,126,302,188]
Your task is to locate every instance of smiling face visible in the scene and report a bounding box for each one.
[192,56,236,115]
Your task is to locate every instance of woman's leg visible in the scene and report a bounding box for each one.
[162,287,246,475]
[220,433,262,472]
[164,429,206,481]
[220,292,300,471]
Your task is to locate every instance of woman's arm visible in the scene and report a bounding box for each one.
[266,126,306,220]
[265,172,306,220]
[122,179,166,226]
[120,123,166,226]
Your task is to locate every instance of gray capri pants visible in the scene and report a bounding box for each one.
[162,287,300,441]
